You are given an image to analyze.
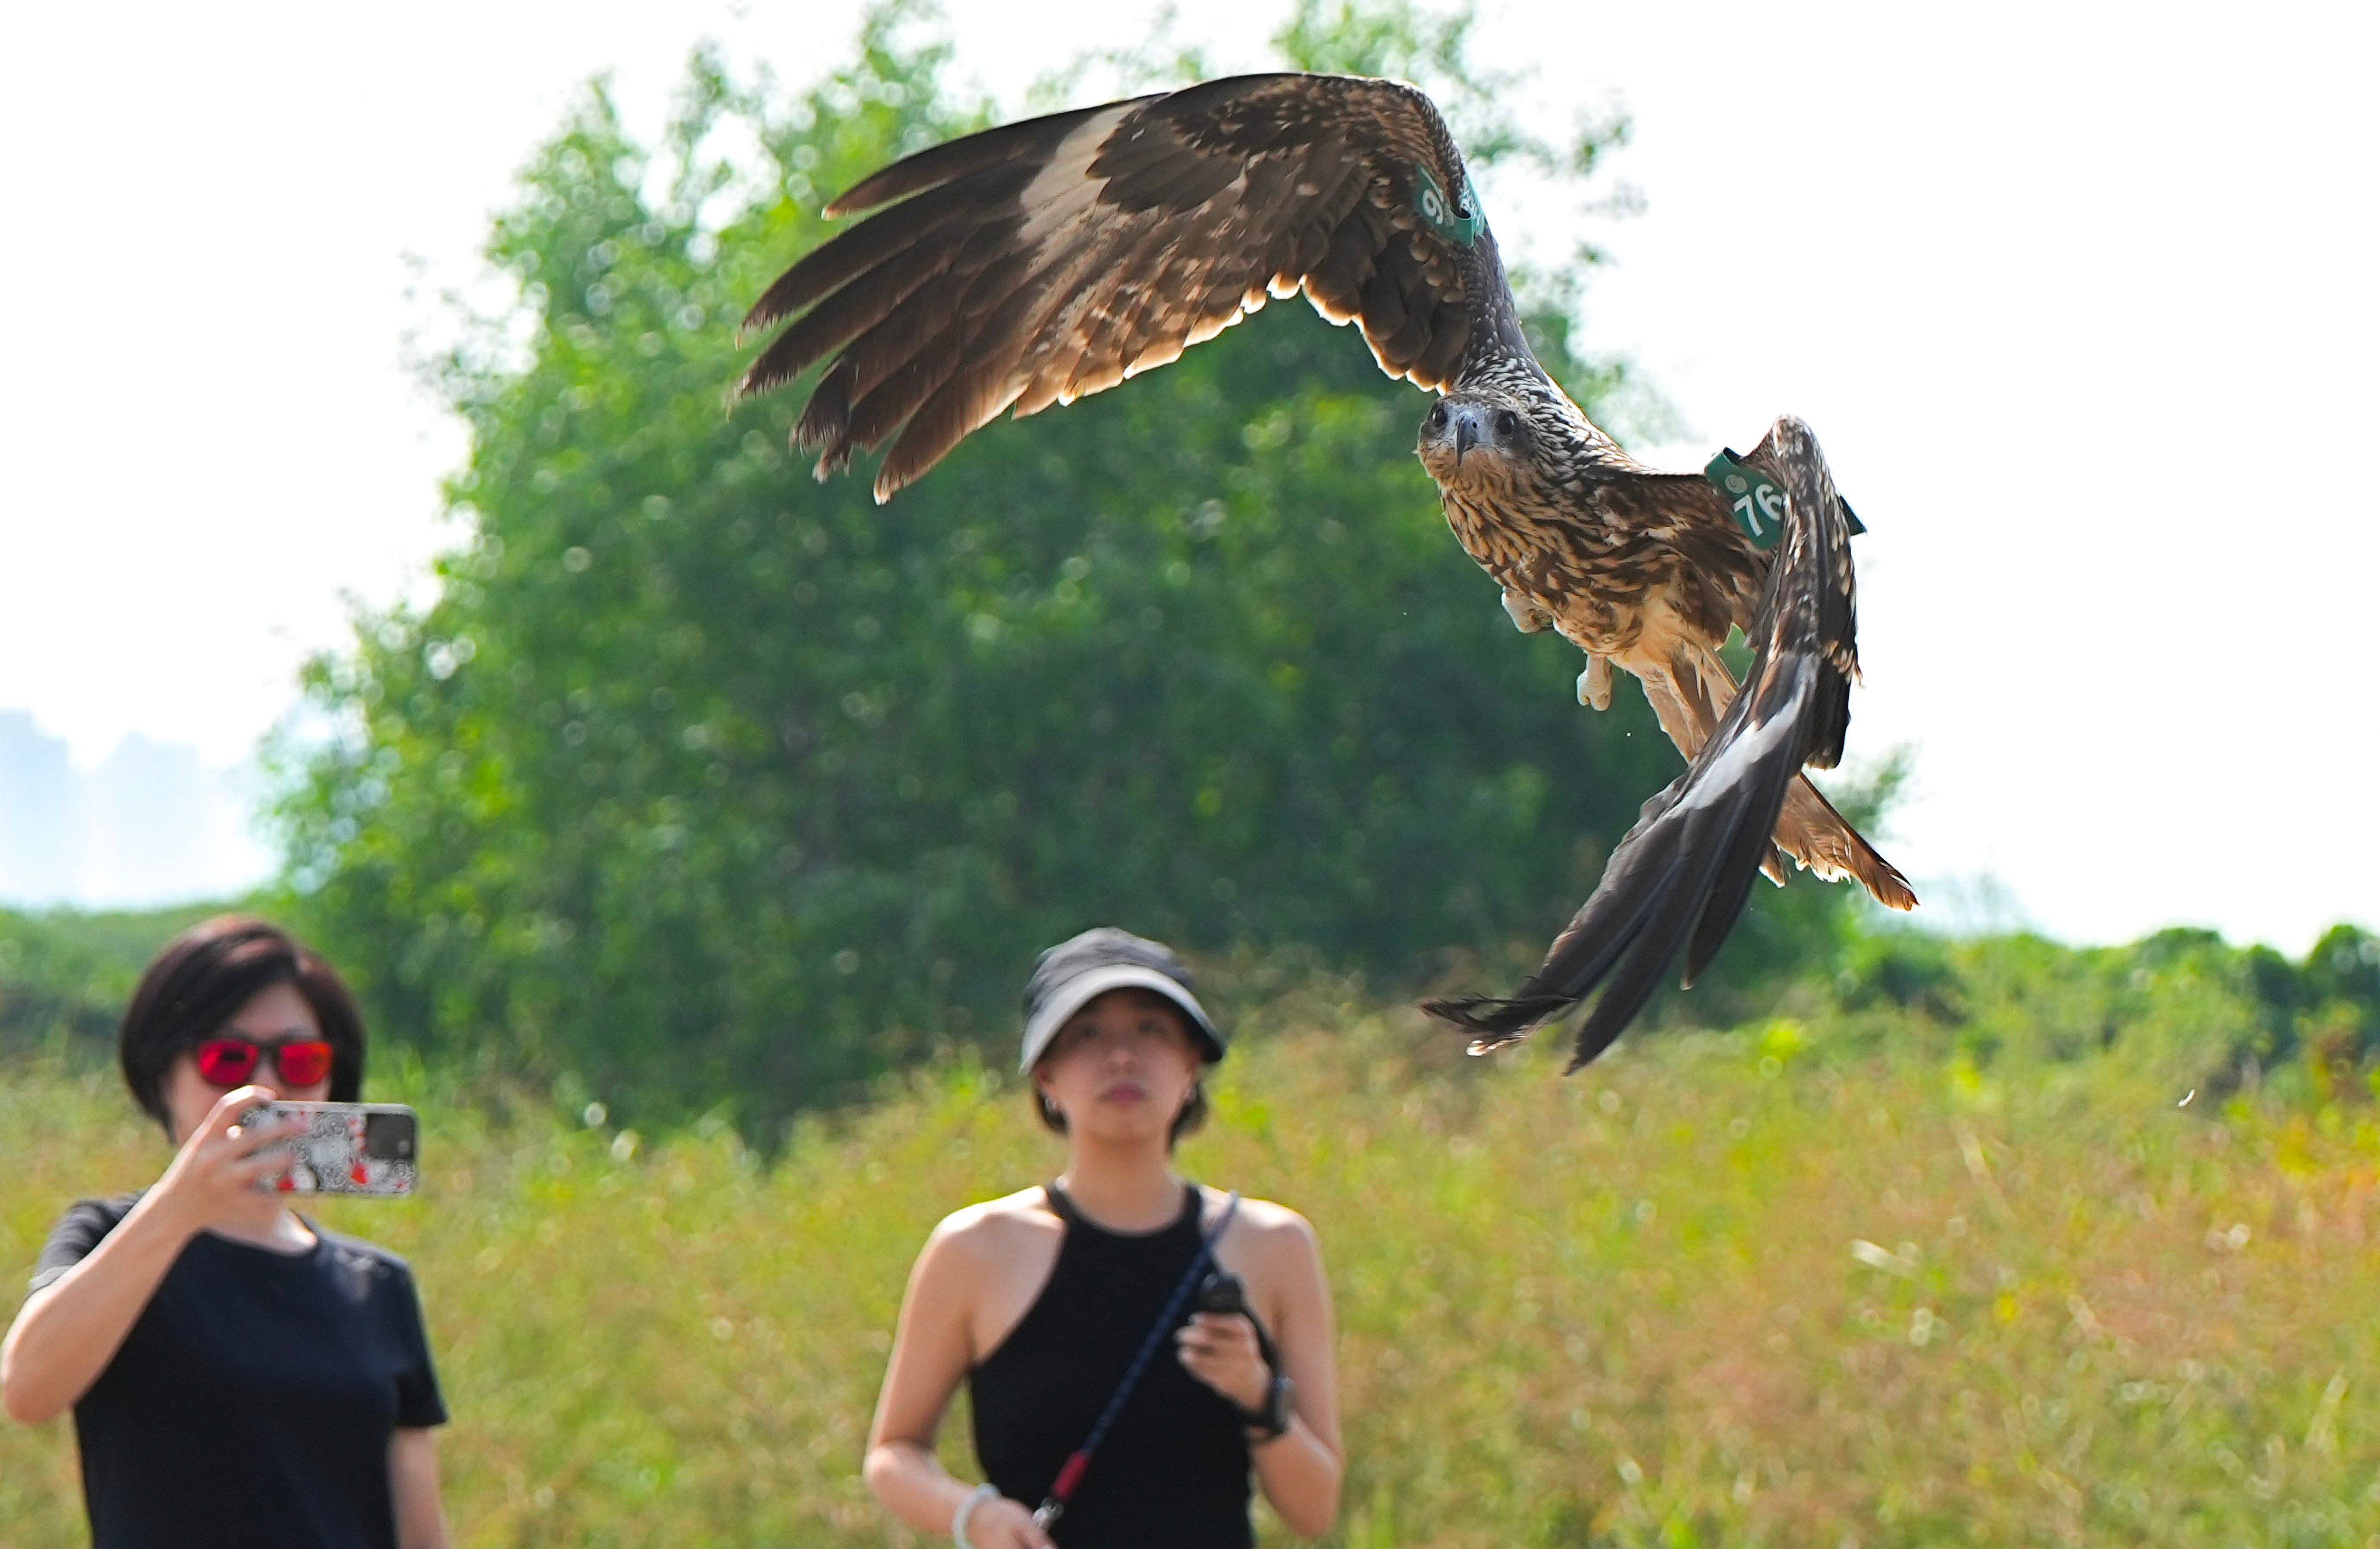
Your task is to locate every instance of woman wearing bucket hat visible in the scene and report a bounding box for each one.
[863,928,1342,1548]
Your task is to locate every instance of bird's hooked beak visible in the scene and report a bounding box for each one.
[1445,400,1489,464]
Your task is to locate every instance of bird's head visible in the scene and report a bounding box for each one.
[1414,388,1557,500]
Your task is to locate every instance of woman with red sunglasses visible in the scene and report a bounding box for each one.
[1,916,450,1549]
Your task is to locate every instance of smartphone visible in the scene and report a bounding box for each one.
[1195,1269,1278,1365]
[1196,1270,1249,1318]
[242,1101,420,1197]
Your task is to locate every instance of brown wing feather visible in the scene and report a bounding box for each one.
[839,246,1046,443]
[741,226,965,400]
[743,189,974,344]
[849,220,1033,387]
[1413,296,1472,382]
[844,194,1142,452]
[736,73,1531,501]
[822,100,1149,218]
[1039,216,1191,400]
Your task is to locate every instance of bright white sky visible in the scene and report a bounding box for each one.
[1,0,2372,950]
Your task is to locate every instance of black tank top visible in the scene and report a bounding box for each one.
[968,1183,1253,1548]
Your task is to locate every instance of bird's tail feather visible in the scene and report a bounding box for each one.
[1648,645,1914,912]
[1423,992,1575,1054]
[1774,777,1917,911]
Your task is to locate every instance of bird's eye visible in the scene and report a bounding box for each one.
[1426,402,1447,430]
[1494,410,1519,439]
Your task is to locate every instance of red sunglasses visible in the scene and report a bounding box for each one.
[193,1036,335,1090]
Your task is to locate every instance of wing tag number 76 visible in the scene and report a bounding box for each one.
[1704,449,1787,550]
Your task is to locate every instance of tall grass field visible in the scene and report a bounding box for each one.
[6,976,2377,1546]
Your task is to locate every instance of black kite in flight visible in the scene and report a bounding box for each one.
[736,73,1915,1068]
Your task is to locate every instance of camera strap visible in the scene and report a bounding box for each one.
[1031,1187,1242,1534]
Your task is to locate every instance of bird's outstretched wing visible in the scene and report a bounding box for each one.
[1422,417,1865,1072]
[736,73,1524,501]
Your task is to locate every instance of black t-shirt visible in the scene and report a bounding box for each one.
[31,1194,446,1549]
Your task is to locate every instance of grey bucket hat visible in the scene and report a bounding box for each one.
[1019,927,1226,1074]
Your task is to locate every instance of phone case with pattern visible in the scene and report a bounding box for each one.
[242,1101,419,1197]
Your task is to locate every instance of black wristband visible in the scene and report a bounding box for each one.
[1239,1370,1293,1440]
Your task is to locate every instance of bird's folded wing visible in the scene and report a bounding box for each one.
[736,73,1515,500]
[1422,416,1863,1071]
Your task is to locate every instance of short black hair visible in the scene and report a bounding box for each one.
[1033,1082,1210,1149]
[1030,989,1209,1149]
[120,916,365,1128]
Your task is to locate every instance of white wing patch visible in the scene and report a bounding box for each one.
[1012,103,1138,255]
[1676,658,1812,815]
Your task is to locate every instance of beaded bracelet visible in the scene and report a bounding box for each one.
[951,1482,1001,1548]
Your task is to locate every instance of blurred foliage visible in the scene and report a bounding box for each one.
[0,902,232,1062]
[10,972,2380,1546]
[273,0,1860,1132]
[1816,922,2380,1103]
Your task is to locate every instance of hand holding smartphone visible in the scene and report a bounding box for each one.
[236,1101,420,1197]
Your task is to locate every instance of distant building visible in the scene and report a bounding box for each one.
[0,711,80,901]
[0,711,273,908]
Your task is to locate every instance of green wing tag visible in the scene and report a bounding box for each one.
[1705,449,1787,550]
[1703,448,1868,550]
[1411,165,1483,246]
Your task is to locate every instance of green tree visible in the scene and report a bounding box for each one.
[277,1,1863,1132]
[1822,919,2380,1101]
[0,903,230,1060]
